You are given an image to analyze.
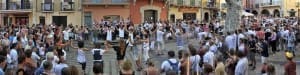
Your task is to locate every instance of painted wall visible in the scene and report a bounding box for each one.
[33,0,82,25]
[83,5,130,22]
[130,0,167,24]
[283,0,298,17]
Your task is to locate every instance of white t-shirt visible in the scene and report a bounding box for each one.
[235,57,249,75]
[77,49,86,63]
[127,33,134,46]
[6,54,12,65]
[9,49,18,65]
[190,55,201,72]
[247,30,256,36]
[106,30,112,41]
[238,44,245,52]
[156,30,165,42]
[39,47,45,56]
[209,45,218,53]
[161,58,181,73]
[31,52,41,64]
[238,33,245,45]
[203,51,215,67]
[225,35,234,49]
[54,63,68,75]
[118,28,125,38]
[63,30,70,40]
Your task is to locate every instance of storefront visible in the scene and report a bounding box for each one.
[130,0,168,24]
[169,7,201,22]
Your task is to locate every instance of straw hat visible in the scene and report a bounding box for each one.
[285,52,294,58]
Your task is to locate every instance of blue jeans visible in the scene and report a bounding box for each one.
[129,46,140,61]
[92,32,98,42]
[288,46,295,55]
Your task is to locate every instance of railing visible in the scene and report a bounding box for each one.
[260,1,281,6]
[0,2,31,10]
[296,2,300,7]
[83,0,129,5]
[190,0,195,6]
[205,1,218,8]
[41,3,54,11]
[177,0,183,5]
[61,2,75,11]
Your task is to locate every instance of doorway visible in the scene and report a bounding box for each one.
[170,14,175,23]
[144,10,157,23]
[204,12,209,22]
[39,16,45,25]
[261,9,270,17]
[52,16,67,27]
[84,12,92,27]
[15,17,29,25]
[273,9,280,17]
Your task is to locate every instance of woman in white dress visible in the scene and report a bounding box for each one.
[141,30,150,62]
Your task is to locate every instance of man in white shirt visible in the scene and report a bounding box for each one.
[208,41,218,54]
[106,27,113,41]
[63,28,71,51]
[225,32,235,51]
[235,50,249,75]
[161,51,180,74]
[156,28,165,55]
[118,26,125,39]
[54,56,68,75]
[8,44,18,69]
[203,46,215,67]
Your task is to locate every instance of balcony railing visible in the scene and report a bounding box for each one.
[83,0,129,5]
[41,3,54,11]
[177,0,183,5]
[190,0,195,6]
[0,2,31,10]
[61,2,75,11]
[205,1,218,8]
[260,1,281,6]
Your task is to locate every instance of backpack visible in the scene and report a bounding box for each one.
[93,49,103,61]
[166,60,179,74]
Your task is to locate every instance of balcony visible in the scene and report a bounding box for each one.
[260,1,281,7]
[61,2,75,11]
[41,3,54,12]
[83,0,129,5]
[169,0,199,7]
[0,2,32,14]
[204,1,218,9]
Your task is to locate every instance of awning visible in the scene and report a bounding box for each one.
[242,11,254,16]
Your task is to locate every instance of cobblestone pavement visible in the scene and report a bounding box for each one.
[66,39,300,75]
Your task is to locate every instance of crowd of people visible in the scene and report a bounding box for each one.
[0,16,298,75]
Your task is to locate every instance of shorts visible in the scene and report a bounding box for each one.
[248,51,256,61]
[261,56,268,64]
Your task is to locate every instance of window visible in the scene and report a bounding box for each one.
[43,0,53,11]
[112,0,123,3]
[103,15,120,21]
[190,0,195,6]
[221,3,227,9]
[177,0,183,5]
[297,2,300,7]
[61,0,74,11]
